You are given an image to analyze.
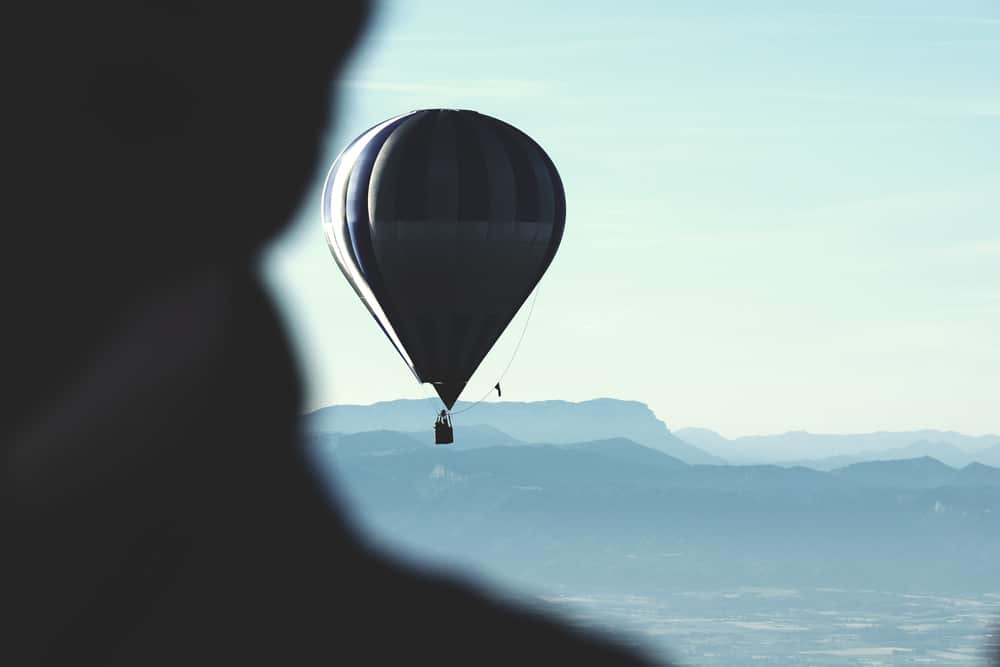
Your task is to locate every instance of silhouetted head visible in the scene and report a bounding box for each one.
[6,1,370,433]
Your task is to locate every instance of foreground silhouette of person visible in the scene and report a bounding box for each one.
[5,2,659,664]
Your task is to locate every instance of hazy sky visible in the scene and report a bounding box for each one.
[263,0,1000,437]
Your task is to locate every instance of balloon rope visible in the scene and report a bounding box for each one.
[449,284,542,417]
[416,379,444,418]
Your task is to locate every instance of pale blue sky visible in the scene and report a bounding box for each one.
[263,0,1000,437]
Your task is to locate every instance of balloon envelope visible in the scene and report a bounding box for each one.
[322,109,565,408]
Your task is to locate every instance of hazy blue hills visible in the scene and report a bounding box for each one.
[308,431,1000,593]
[312,430,1000,493]
[831,456,1000,489]
[305,398,723,464]
[563,438,688,472]
[310,432,689,488]
[308,399,1000,469]
[958,461,1000,484]
[334,430,427,457]
[307,406,1000,469]
[406,423,525,449]
[773,440,981,470]
[675,427,1000,468]
[785,440,1000,470]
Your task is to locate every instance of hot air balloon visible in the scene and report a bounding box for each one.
[321,109,565,428]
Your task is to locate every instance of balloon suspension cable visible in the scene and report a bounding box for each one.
[449,284,542,417]
[417,378,445,418]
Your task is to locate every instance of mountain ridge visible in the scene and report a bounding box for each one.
[676,427,1000,467]
[308,431,1000,597]
[305,398,723,464]
[311,429,1000,491]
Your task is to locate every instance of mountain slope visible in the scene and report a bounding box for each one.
[561,438,688,472]
[955,461,1000,486]
[831,456,958,488]
[777,441,977,470]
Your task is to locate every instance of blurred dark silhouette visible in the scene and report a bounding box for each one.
[5,2,658,664]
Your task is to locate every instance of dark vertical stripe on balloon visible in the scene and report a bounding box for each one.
[471,119,516,246]
[426,111,460,225]
[492,119,542,224]
[386,111,437,223]
[368,115,413,233]
[494,115,566,269]
[515,137,551,245]
[454,112,490,222]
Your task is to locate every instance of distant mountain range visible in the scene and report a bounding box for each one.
[675,427,1000,468]
[305,398,724,464]
[304,398,1000,470]
[310,429,1000,492]
[306,429,1000,593]
[832,456,1000,488]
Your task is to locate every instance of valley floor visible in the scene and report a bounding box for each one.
[522,587,1000,666]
